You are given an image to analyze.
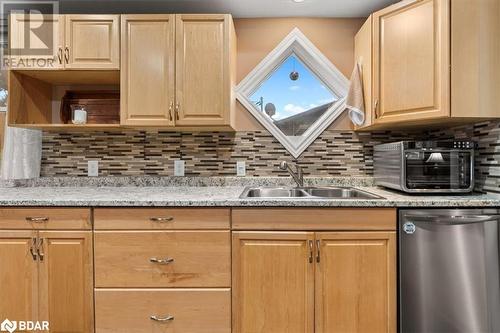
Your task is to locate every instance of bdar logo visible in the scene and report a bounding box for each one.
[0,319,17,333]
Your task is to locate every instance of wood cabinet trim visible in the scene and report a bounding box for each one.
[232,208,397,231]
[94,208,230,230]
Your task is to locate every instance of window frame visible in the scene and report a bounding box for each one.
[236,28,349,158]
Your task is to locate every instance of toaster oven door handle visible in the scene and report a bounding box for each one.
[404,214,500,225]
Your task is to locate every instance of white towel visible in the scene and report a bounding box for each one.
[346,62,366,126]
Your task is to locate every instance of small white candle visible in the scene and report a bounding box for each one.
[72,108,87,125]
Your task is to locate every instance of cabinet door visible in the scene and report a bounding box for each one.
[64,15,119,69]
[38,231,93,333]
[0,231,38,324]
[373,0,449,124]
[9,14,64,69]
[121,15,175,126]
[315,232,396,333]
[232,232,315,333]
[175,14,233,126]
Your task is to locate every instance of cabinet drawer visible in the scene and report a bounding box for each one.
[94,231,230,287]
[0,208,91,229]
[95,288,231,333]
[94,208,230,230]
[232,208,397,231]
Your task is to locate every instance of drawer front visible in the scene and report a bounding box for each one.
[0,208,91,230]
[95,288,231,333]
[232,208,397,231]
[94,231,231,287]
[94,208,230,230]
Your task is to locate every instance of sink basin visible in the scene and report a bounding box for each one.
[301,187,383,199]
[239,186,383,199]
[243,187,310,198]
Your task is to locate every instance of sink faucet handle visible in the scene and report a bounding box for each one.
[279,161,288,170]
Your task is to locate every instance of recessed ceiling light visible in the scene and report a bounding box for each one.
[292,0,305,3]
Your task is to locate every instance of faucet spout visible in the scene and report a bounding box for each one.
[279,161,304,187]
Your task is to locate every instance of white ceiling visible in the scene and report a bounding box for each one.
[60,0,399,18]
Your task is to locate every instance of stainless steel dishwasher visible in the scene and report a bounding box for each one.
[400,209,500,333]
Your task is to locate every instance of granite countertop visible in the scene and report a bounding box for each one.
[0,177,499,207]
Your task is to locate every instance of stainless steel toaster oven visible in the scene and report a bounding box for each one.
[374,141,474,193]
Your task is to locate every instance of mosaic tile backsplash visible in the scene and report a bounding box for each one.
[41,129,418,177]
[41,120,500,193]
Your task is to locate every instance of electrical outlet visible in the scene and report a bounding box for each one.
[88,160,99,177]
[174,160,185,177]
[236,161,246,177]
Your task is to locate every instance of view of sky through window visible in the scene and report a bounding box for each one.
[250,54,337,127]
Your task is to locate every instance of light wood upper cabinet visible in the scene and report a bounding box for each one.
[120,14,236,128]
[0,231,38,324]
[232,232,315,333]
[120,14,175,126]
[38,231,93,333]
[9,14,64,69]
[9,14,119,70]
[315,232,396,333]
[64,15,120,69]
[373,0,450,124]
[175,14,235,127]
[357,0,500,129]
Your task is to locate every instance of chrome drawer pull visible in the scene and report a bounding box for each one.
[150,257,174,265]
[150,315,174,322]
[26,217,49,223]
[150,217,174,223]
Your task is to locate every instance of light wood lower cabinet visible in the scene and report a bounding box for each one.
[0,231,38,324]
[38,231,94,333]
[232,229,396,333]
[315,232,396,333]
[95,288,231,333]
[232,232,315,333]
[0,230,93,333]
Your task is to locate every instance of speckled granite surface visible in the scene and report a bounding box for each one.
[0,184,498,207]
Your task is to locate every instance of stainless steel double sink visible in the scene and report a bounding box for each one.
[239,186,383,199]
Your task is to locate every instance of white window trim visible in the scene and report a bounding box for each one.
[236,27,349,158]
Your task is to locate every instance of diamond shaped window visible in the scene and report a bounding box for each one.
[236,28,349,158]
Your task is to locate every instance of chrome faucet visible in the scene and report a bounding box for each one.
[279,161,304,187]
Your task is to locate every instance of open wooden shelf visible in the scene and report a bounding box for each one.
[8,70,121,130]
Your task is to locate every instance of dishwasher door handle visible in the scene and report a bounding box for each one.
[404,214,500,224]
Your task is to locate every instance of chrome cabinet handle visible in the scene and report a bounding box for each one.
[175,102,180,120]
[308,240,313,263]
[57,47,63,64]
[150,257,174,265]
[30,237,37,260]
[168,101,174,121]
[316,240,320,263]
[26,217,49,223]
[374,99,379,118]
[64,47,69,64]
[150,315,174,322]
[150,217,174,223]
[37,238,44,261]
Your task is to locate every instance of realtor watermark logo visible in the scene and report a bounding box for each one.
[1,318,49,332]
[1,0,59,69]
